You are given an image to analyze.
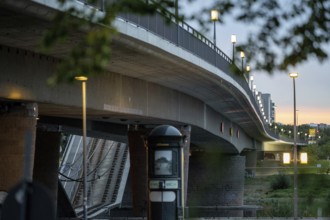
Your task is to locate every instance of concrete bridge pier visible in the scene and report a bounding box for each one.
[187,152,245,217]
[127,125,149,217]
[0,102,38,191]
[242,150,257,177]
[33,126,62,217]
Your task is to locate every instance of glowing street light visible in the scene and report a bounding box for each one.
[75,75,88,220]
[249,75,254,90]
[290,72,298,78]
[246,64,251,83]
[246,65,250,73]
[240,51,245,72]
[210,9,219,47]
[231,34,237,61]
[289,71,298,220]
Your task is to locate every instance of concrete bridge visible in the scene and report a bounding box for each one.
[0,0,304,219]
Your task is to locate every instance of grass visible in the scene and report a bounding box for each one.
[244,160,330,217]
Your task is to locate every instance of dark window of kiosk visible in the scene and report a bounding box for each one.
[154,150,173,175]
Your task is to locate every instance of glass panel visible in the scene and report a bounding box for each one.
[155,150,172,175]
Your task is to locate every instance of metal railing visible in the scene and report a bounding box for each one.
[73,0,302,144]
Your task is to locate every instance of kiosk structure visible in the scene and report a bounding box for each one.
[147,125,185,220]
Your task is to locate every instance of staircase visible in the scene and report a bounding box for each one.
[58,135,130,218]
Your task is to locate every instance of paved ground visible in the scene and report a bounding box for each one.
[88,218,330,220]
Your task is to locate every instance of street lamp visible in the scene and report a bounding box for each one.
[75,75,88,220]
[250,75,254,90]
[246,64,250,83]
[231,34,237,62]
[246,65,250,73]
[296,109,299,129]
[289,71,298,220]
[210,9,219,47]
[240,51,245,72]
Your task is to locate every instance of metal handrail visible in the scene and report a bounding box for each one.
[73,0,301,144]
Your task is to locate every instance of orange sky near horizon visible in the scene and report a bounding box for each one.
[275,106,330,125]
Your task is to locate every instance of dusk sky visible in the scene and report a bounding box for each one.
[181,0,330,125]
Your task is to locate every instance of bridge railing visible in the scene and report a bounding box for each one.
[74,0,283,141]
[116,11,235,73]
[278,135,308,145]
[76,1,234,71]
[115,12,265,118]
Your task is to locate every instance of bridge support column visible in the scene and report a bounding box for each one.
[242,150,257,177]
[33,126,62,217]
[127,125,148,217]
[180,125,191,205]
[0,102,38,191]
[187,152,245,217]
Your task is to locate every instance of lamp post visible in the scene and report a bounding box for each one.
[289,71,298,220]
[250,75,254,91]
[246,64,250,73]
[231,34,237,62]
[75,75,88,220]
[296,109,299,129]
[246,64,250,83]
[210,9,219,47]
[240,51,245,72]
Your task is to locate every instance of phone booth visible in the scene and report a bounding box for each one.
[147,125,184,220]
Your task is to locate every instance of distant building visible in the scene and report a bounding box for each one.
[309,123,318,128]
[271,102,276,123]
[318,123,328,130]
[260,93,275,124]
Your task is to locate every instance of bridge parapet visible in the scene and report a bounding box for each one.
[67,0,270,138]
[1,0,299,146]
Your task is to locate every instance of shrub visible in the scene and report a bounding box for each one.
[271,174,291,190]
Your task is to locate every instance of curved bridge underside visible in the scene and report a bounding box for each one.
[0,0,273,153]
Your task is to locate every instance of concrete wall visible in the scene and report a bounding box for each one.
[0,45,255,153]
[187,152,245,208]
